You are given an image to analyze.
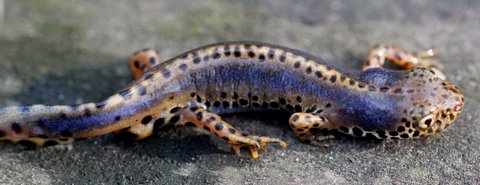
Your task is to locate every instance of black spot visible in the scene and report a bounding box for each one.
[60,130,73,137]
[296,128,304,132]
[340,75,346,82]
[349,79,355,85]
[400,134,409,138]
[189,106,199,112]
[339,126,349,133]
[214,123,224,131]
[325,103,331,108]
[269,102,280,108]
[210,51,220,59]
[296,96,302,102]
[407,89,415,93]
[203,126,211,131]
[315,71,323,78]
[140,115,152,125]
[224,50,231,56]
[11,123,22,133]
[412,130,420,137]
[162,69,171,78]
[133,61,140,68]
[206,117,215,123]
[137,86,147,96]
[190,92,196,97]
[43,140,59,147]
[169,115,180,124]
[329,75,337,83]
[179,64,188,72]
[268,49,275,59]
[306,67,312,74]
[221,137,230,141]
[377,130,387,138]
[222,101,230,108]
[248,51,255,58]
[232,92,239,99]
[213,101,221,107]
[352,127,363,136]
[279,54,286,62]
[154,118,166,130]
[258,54,265,61]
[119,88,132,99]
[169,107,181,114]
[368,86,376,92]
[389,131,398,136]
[252,96,259,101]
[279,98,287,105]
[185,122,196,127]
[84,109,92,117]
[405,121,411,127]
[0,130,5,138]
[144,74,154,81]
[193,57,201,64]
[286,104,294,112]
[228,128,236,134]
[149,57,157,65]
[294,62,301,68]
[358,83,366,88]
[234,48,241,57]
[239,99,248,106]
[397,126,405,132]
[424,118,432,126]
[203,55,210,62]
[95,101,107,109]
[294,105,303,112]
[220,92,227,99]
[379,87,389,92]
[196,95,202,103]
[18,140,36,149]
[115,116,121,121]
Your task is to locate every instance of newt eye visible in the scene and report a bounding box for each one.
[418,114,435,129]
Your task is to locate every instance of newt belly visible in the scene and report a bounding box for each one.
[0,41,464,158]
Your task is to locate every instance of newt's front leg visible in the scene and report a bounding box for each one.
[289,113,335,147]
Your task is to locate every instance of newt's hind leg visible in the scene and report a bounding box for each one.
[181,107,287,158]
[363,44,445,79]
[289,113,335,147]
[128,48,161,78]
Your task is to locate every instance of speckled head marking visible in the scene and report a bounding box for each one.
[399,68,464,137]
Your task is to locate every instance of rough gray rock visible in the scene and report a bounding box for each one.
[0,0,478,184]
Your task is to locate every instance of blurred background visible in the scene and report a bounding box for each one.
[0,0,478,184]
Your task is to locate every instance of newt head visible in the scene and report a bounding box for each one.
[404,68,464,136]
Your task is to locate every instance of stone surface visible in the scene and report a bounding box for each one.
[0,0,478,184]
